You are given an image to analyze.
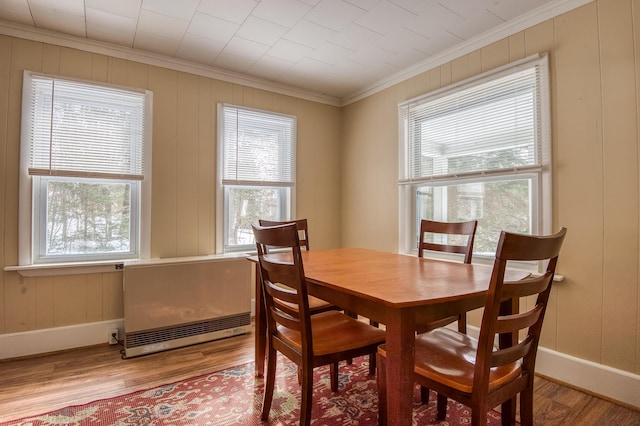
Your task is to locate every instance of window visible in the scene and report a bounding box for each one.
[19,71,152,265]
[399,54,551,260]
[217,104,296,253]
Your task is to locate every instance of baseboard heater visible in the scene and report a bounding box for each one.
[123,254,252,358]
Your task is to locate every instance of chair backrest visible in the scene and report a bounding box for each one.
[474,228,567,393]
[252,223,313,355]
[418,219,478,264]
[259,219,310,251]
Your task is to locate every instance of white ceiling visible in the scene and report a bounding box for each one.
[0,0,586,104]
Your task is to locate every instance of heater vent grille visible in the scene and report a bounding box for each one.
[125,312,251,349]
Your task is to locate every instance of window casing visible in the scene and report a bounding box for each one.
[19,71,152,265]
[399,54,551,262]
[217,104,296,253]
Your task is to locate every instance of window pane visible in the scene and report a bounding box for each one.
[416,177,532,256]
[226,186,289,249]
[44,180,132,256]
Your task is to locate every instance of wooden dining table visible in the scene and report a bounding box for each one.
[251,247,529,426]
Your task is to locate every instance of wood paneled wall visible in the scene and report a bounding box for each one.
[341,0,640,375]
[0,37,341,333]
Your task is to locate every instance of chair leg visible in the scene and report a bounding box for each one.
[520,388,534,426]
[376,352,387,426]
[420,386,429,404]
[260,349,277,421]
[300,363,314,426]
[501,397,517,426]
[369,353,376,375]
[330,362,339,392]
[436,393,447,420]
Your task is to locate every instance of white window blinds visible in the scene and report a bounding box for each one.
[221,104,296,186]
[23,72,148,180]
[399,54,549,184]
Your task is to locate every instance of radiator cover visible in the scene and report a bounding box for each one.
[123,255,252,358]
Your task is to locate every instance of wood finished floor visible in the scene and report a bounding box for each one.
[0,328,639,425]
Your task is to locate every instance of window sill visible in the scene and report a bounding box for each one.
[4,260,127,277]
[4,253,251,277]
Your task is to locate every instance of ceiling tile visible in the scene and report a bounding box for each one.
[309,42,354,65]
[86,7,137,46]
[437,0,491,19]
[175,33,225,64]
[349,43,393,67]
[404,3,464,38]
[141,0,199,21]
[30,4,85,37]
[375,26,429,54]
[137,8,189,40]
[236,15,289,45]
[267,38,314,62]
[224,36,271,61]
[133,31,180,56]
[213,50,255,73]
[448,10,504,40]
[488,0,552,20]
[330,24,381,51]
[85,0,142,19]
[284,19,336,49]
[29,0,84,16]
[197,0,258,24]
[249,55,295,80]
[0,0,34,25]
[343,0,380,10]
[252,0,312,28]
[186,11,239,43]
[356,0,416,36]
[305,0,367,32]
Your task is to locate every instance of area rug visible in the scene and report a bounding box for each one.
[2,356,507,425]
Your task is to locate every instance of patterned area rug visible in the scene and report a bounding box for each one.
[2,356,506,425]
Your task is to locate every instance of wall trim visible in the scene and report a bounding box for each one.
[0,319,123,360]
[1,320,638,410]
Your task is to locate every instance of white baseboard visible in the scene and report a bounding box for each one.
[0,319,123,360]
[463,324,640,409]
[536,346,640,409]
[1,320,638,410]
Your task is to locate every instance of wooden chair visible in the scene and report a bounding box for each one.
[259,218,311,251]
[377,227,566,426]
[259,219,337,316]
[253,223,386,426]
[417,219,478,334]
[416,219,478,406]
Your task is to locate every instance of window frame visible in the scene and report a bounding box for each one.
[18,71,153,266]
[216,103,297,253]
[398,54,552,268]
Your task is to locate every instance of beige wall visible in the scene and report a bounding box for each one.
[0,36,341,333]
[341,0,640,375]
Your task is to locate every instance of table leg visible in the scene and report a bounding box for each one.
[254,264,266,377]
[384,309,415,426]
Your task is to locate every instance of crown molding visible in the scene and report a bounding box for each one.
[0,20,343,107]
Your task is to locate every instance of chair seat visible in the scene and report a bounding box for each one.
[308,296,338,314]
[380,328,521,394]
[278,311,386,356]
[415,314,458,333]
